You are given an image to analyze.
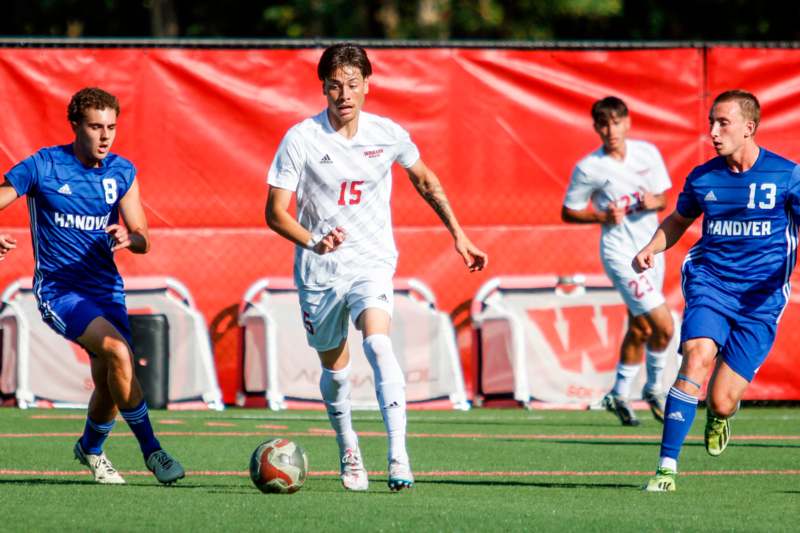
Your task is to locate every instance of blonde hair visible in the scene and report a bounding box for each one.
[713,90,760,132]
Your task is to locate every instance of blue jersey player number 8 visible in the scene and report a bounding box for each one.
[0,87,185,486]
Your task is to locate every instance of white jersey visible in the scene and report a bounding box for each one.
[268,110,420,290]
[563,139,671,263]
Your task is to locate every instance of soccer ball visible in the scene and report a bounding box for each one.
[249,438,308,494]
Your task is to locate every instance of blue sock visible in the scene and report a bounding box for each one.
[120,401,162,459]
[80,417,115,455]
[659,387,699,465]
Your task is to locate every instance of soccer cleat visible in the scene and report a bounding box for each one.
[602,393,640,426]
[643,467,676,492]
[73,440,126,485]
[705,411,731,457]
[145,449,185,484]
[643,388,667,423]
[340,448,369,491]
[387,459,414,492]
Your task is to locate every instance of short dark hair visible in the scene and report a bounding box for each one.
[67,87,120,123]
[712,89,760,132]
[317,43,372,81]
[591,96,629,124]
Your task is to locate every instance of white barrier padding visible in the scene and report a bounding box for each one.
[240,278,469,411]
[473,276,680,405]
[0,277,223,410]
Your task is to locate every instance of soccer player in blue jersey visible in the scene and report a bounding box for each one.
[0,87,185,485]
[633,90,800,492]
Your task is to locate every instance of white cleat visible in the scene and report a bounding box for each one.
[73,440,126,485]
[145,449,185,484]
[340,448,369,491]
[388,459,414,492]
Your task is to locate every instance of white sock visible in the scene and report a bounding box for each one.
[320,364,358,454]
[363,334,408,464]
[612,363,641,398]
[645,348,668,393]
[659,456,678,472]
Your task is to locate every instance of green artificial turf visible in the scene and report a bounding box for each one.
[1,407,798,532]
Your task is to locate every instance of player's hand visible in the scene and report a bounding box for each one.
[632,248,656,273]
[313,226,346,255]
[0,233,17,261]
[455,236,488,272]
[639,189,660,211]
[106,224,131,252]
[605,202,625,225]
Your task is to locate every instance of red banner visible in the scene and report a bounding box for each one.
[1,47,798,401]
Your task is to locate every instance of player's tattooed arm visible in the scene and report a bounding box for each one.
[406,159,488,272]
[406,160,458,233]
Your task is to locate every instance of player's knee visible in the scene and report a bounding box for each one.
[707,394,737,418]
[97,338,132,368]
[649,323,674,351]
[320,363,350,389]
[627,323,650,344]
[680,349,714,378]
[363,334,404,386]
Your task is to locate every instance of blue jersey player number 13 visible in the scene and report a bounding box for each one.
[633,90,800,492]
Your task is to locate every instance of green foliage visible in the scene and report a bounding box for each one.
[3,0,799,41]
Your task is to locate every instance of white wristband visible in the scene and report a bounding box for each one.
[305,237,316,251]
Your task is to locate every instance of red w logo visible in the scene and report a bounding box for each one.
[526,304,627,373]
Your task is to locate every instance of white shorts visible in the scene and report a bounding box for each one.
[602,253,665,317]
[297,271,394,352]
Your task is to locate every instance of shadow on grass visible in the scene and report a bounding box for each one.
[432,421,617,428]
[420,479,640,489]
[0,479,262,492]
[0,478,98,486]
[731,442,800,449]
[495,439,665,446]
[531,440,800,450]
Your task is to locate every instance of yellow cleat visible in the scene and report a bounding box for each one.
[705,412,731,457]
[643,467,676,492]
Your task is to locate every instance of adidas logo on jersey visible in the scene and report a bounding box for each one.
[377,294,389,302]
[704,190,718,202]
[320,154,333,164]
[57,183,72,195]
[667,411,685,422]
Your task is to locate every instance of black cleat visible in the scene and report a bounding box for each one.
[602,393,640,426]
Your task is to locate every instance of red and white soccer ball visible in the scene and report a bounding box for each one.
[249,438,308,494]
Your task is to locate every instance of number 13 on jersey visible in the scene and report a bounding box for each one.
[338,180,364,205]
[747,182,776,209]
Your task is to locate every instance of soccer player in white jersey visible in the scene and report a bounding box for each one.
[562,96,675,426]
[265,43,488,492]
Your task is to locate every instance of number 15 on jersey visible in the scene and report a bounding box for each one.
[338,180,364,206]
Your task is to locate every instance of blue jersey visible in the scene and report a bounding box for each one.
[4,144,136,304]
[676,148,800,322]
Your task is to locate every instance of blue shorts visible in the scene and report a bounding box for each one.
[39,292,133,350]
[680,304,777,382]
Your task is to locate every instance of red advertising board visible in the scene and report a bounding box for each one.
[1,46,798,402]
